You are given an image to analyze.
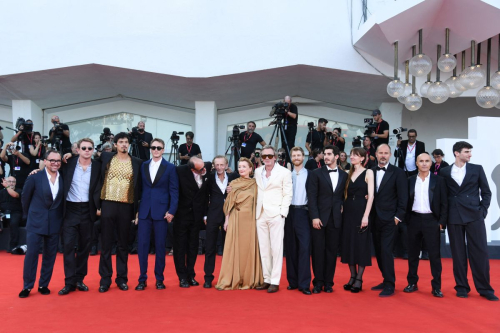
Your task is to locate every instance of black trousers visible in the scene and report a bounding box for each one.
[447,219,494,295]
[285,207,311,290]
[173,218,200,281]
[91,219,101,247]
[372,216,397,288]
[63,202,93,286]
[395,221,409,256]
[7,211,23,250]
[282,125,297,163]
[99,200,134,286]
[204,218,225,283]
[311,217,341,288]
[23,231,59,289]
[407,212,442,289]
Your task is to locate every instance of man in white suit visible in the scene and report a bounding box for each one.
[254,145,293,293]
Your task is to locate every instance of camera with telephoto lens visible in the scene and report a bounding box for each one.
[269,102,289,119]
[228,125,245,143]
[99,128,113,143]
[7,143,21,153]
[363,118,377,136]
[15,118,33,133]
[352,136,362,148]
[393,127,407,140]
[170,131,184,142]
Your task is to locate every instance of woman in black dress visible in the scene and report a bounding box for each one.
[341,147,374,293]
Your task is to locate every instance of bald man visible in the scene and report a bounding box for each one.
[173,157,209,288]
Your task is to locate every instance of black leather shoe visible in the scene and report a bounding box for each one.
[456,291,468,298]
[267,285,279,293]
[302,288,312,295]
[255,283,270,290]
[99,285,110,293]
[379,287,395,297]
[480,293,499,301]
[117,283,129,291]
[135,282,147,291]
[203,282,212,288]
[403,284,418,293]
[90,246,97,256]
[371,283,385,291]
[38,286,50,295]
[432,289,444,298]
[76,282,89,292]
[189,278,199,286]
[156,281,166,290]
[287,286,298,290]
[179,279,190,288]
[312,285,322,294]
[58,285,76,295]
[324,286,333,293]
[19,289,31,298]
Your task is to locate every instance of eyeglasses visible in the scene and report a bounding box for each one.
[150,146,164,151]
[47,159,62,164]
[80,146,93,151]
[261,154,275,160]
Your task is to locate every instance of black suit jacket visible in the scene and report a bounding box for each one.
[99,152,143,215]
[440,163,491,224]
[307,166,347,228]
[406,174,448,227]
[394,140,425,170]
[175,164,209,225]
[372,163,408,222]
[206,171,239,225]
[139,132,154,160]
[61,156,101,222]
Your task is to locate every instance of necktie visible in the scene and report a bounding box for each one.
[376,166,386,171]
[328,169,337,173]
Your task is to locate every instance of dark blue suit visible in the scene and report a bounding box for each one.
[21,170,64,290]
[137,158,179,282]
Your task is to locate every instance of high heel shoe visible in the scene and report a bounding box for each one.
[343,277,356,291]
[351,279,363,293]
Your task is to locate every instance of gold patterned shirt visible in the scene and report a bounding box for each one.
[100,156,134,204]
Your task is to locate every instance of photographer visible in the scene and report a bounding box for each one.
[0,142,31,189]
[29,132,47,171]
[0,176,23,252]
[369,110,389,148]
[305,118,328,156]
[178,131,202,165]
[305,148,325,171]
[277,148,292,170]
[430,149,449,176]
[363,136,376,169]
[10,118,35,153]
[394,129,425,177]
[282,96,298,151]
[327,127,345,152]
[251,148,263,170]
[130,121,153,161]
[49,115,72,153]
[239,121,266,159]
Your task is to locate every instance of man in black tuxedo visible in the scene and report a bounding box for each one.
[440,141,498,301]
[19,150,64,298]
[307,145,347,294]
[203,156,238,288]
[58,138,101,295]
[403,153,447,298]
[394,129,425,177]
[371,144,408,297]
[174,157,208,288]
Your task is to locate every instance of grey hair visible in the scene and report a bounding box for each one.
[261,145,276,155]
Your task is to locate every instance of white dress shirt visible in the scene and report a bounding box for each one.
[451,163,466,186]
[216,172,228,194]
[405,143,417,172]
[149,158,162,183]
[261,164,276,188]
[291,167,308,205]
[193,172,202,188]
[376,165,386,192]
[326,166,339,191]
[66,159,91,202]
[412,172,432,213]
[45,169,60,200]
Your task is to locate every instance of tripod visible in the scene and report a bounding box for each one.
[268,117,291,163]
[129,140,141,159]
[225,136,240,171]
[168,139,180,166]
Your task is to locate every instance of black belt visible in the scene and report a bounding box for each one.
[411,212,433,217]
[290,205,308,210]
[67,201,89,205]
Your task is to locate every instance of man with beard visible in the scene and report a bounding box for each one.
[239,121,266,159]
[134,121,153,162]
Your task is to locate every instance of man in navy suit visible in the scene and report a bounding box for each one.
[19,150,64,298]
[134,138,179,291]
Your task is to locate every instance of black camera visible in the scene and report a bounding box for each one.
[99,128,113,143]
[393,127,407,140]
[40,135,49,145]
[278,152,285,160]
[171,131,184,142]
[7,143,21,152]
[228,125,245,143]
[307,122,315,131]
[352,136,362,148]
[363,118,377,136]
[255,151,260,158]
[269,102,289,118]
[15,117,33,133]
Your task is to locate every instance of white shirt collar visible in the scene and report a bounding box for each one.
[45,168,60,181]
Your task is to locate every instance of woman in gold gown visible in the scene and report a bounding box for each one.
[215,158,264,290]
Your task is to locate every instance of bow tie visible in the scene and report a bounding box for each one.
[328,169,338,173]
[376,166,386,171]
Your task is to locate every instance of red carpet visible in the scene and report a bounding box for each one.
[0,253,498,332]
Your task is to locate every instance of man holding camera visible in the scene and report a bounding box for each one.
[179,131,202,165]
[282,96,298,152]
[305,118,328,156]
[49,116,72,154]
[370,110,389,148]
[1,142,31,189]
[0,176,23,252]
[395,129,425,177]
[239,122,266,159]
[133,121,153,161]
[327,127,345,152]
[10,119,35,153]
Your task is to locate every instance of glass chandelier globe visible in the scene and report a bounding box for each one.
[445,76,463,98]
[397,83,412,103]
[476,86,500,108]
[454,74,468,92]
[459,65,484,90]
[427,81,450,104]
[420,81,433,98]
[404,93,423,111]
[387,79,405,98]
[409,54,433,77]
[437,54,457,72]
[491,71,500,90]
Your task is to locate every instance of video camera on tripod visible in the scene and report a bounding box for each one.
[393,127,408,140]
[171,131,184,142]
[99,128,114,144]
[363,118,377,136]
[269,102,289,120]
[228,125,245,143]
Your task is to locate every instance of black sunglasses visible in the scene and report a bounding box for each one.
[357,226,368,234]
[150,146,164,151]
[80,146,93,151]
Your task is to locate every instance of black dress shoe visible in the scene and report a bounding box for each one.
[371,283,385,291]
[189,278,199,286]
[403,284,418,293]
[179,279,190,288]
[203,282,212,288]
[117,283,129,291]
[302,288,312,295]
[38,286,50,295]
[135,282,147,291]
[287,286,298,290]
[58,285,76,295]
[19,289,31,298]
[432,289,444,298]
[156,281,166,290]
[267,285,279,293]
[255,283,270,290]
[76,282,89,292]
[480,293,499,301]
[312,285,322,294]
[90,246,97,256]
[99,285,109,293]
[456,291,468,298]
[324,286,333,293]
[379,287,395,297]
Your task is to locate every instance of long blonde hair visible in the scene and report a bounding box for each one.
[344,147,367,199]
